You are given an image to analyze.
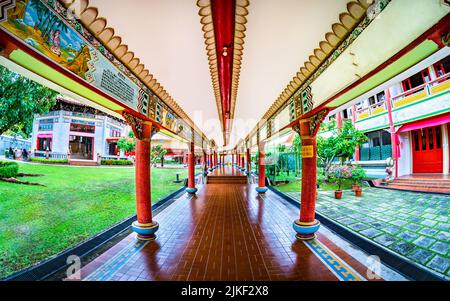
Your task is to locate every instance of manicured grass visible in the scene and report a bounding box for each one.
[0,163,196,278]
[275,178,355,193]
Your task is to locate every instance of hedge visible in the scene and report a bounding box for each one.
[30,157,69,164]
[0,161,19,178]
[101,159,133,166]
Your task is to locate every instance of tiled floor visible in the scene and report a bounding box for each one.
[80,167,400,281]
[286,188,450,279]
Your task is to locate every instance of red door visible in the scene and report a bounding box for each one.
[412,126,443,173]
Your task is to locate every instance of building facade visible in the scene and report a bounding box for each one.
[0,134,32,156]
[31,98,130,162]
[328,52,450,178]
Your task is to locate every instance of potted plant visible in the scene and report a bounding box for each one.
[330,165,343,199]
[351,166,366,197]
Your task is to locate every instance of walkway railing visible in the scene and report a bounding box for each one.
[32,151,68,160]
[356,72,450,121]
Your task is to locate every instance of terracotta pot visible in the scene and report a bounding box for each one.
[352,184,359,191]
[355,188,362,197]
[334,190,343,199]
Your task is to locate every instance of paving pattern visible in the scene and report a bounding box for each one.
[286,188,450,279]
[80,168,392,281]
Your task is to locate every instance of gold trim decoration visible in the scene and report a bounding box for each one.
[59,0,209,146]
[197,0,249,145]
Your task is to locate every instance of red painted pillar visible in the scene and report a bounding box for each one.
[132,122,159,241]
[246,148,251,173]
[241,154,245,169]
[203,150,207,173]
[209,152,213,169]
[351,105,360,161]
[186,142,197,194]
[336,111,342,129]
[256,142,268,193]
[293,119,320,241]
[385,88,398,178]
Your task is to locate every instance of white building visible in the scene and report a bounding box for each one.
[31,98,130,162]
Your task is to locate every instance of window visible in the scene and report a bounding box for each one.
[39,124,53,131]
[372,137,380,147]
[434,55,450,77]
[413,131,419,151]
[428,128,434,150]
[402,71,426,91]
[436,126,442,149]
[70,123,95,133]
[381,131,391,146]
[421,130,427,150]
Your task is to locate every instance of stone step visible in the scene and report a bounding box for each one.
[388,182,450,189]
[386,184,450,194]
[207,176,248,184]
[69,160,98,166]
[394,178,450,184]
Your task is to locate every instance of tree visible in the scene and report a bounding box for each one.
[0,65,59,137]
[151,145,167,167]
[317,120,367,179]
[292,133,302,175]
[117,131,136,153]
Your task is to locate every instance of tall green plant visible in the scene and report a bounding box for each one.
[317,120,367,179]
[0,65,58,136]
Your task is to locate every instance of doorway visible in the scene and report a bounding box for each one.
[69,135,93,160]
[412,126,443,173]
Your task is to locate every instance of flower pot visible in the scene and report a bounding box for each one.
[334,190,343,199]
[355,188,362,197]
[351,184,359,191]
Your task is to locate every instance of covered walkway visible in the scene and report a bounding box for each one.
[80,166,403,281]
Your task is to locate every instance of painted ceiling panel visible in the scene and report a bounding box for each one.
[89,0,222,144]
[229,0,349,147]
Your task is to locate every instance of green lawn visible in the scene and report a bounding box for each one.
[275,178,355,193]
[0,163,196,278]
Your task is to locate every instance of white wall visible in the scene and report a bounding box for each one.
[397,131,412,176]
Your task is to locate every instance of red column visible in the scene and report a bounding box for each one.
[203,151,207,174]
[386,88,398,178]
[293,119,320,241]
[336,111,342,129]
[186,142,197,194]
[351,105,360,161]
[132,122,159,241]
[241,154,245,169]
[256,142,268,193]
[232,153,235,165]
[246,148,251,173]
[209,152,213,169]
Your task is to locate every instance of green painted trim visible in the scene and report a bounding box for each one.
[328,40,439,108]
[391,89,450,112]
[361,124,389,133]
[9,50,124,112]
[355,111,388,123]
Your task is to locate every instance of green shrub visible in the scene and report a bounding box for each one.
[30,157,68,164]
[0,161,19,178]
[101,159,133,166]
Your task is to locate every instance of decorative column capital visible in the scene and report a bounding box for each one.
[292,109,329,139]
[122,111,159,141]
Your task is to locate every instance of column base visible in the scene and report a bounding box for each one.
[186,187,198,194]
[255,186,268,193]
[292,219,320,241]
[132,221,159,241]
